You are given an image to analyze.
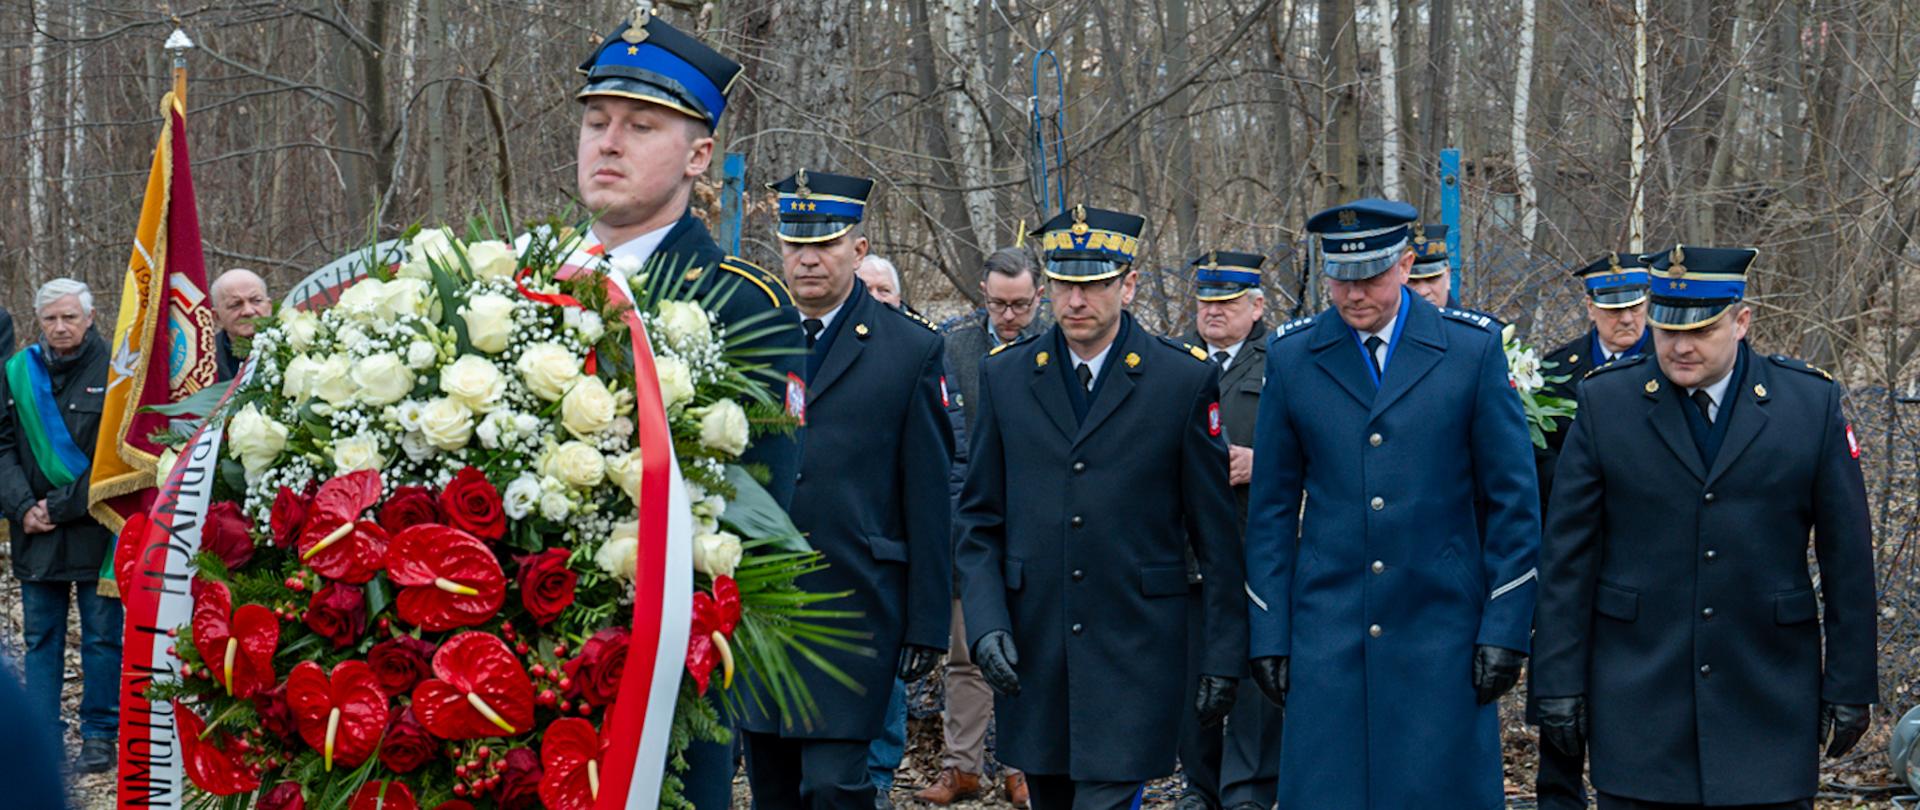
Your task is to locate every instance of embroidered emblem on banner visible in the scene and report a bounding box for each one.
[786,373,807,426]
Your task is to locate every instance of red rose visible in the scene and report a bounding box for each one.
[304,582,367,649]
[495,748,544,810]
[368,636,436,696]
[562,626,630,707]
[202,501,257,570]
[378,707,436,773]
[439,467,505,542]
[270,487,310,548]
[379,486,442,534]
[259,782,305,810]
[515,549,578,626]
[252,681,297,743]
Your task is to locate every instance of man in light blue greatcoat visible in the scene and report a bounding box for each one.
[1243,198,1541,809]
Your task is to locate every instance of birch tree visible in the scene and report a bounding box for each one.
[1373,0,1403,200]
[1511,0,1537,245]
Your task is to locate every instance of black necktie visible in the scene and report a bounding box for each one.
[803,318,824,348]
[1076,363,1094,392]
[1691,389,1715,423]
[1363,335,1386,379]
[1213,350,1231,369]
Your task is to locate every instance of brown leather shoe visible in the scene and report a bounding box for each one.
[913,768,984,805]
[1004,770,1029,807]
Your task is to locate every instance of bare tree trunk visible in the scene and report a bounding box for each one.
[908,0,987,292]
[27,0,50,273]
[1418,0,1454,214]
[1393,0,1418,206]
[61,1,85,261]
[762,0,856,173]
[1372,0,1402,200]
[938,0,997,249]
[1630,0,1649,250]
[1512,0,1537,245]
[1167,0,1201,255]
[1323,0,1360,204]
[426,0,449,221]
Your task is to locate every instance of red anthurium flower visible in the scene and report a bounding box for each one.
[114,511,153,587]
[685,576,743,695]
[348,781,418,810]
[189,578,279,698]
[386,524,507,631]
[173,700,263,796]
[538,718,606,810]
[286,660,390,772]
[298,471,389,582]
[271,486,310,548]
[411,631,535,740]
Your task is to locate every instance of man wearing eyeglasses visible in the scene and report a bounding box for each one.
[918,246,1049,806]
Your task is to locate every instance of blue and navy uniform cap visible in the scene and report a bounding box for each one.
[1307,198,1420,281]
[1406,224,1450,280]
[766,169,874,244]
[577,5,742,128]
[1031,204,1146,282]
[1643,244,1755,330]
[1191,251,1265,302]
[1572,252,1651,309]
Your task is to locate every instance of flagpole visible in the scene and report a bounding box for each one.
[165,27,193,106]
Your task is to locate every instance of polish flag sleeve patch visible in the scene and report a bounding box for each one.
[1208,402,1222,437]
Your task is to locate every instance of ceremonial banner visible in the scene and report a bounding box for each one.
[89,91,219,535]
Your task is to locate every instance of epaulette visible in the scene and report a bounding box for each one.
[987,332,1041,357]
[1768,353,1834,382]
[1272,314,1317,340]
[1439,307,1496,331]
[1158,335,1212,363]
[1584,352,1649,379]
[894,306,939,332]
[717,256,793,307]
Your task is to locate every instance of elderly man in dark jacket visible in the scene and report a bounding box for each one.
[0,278,120,774]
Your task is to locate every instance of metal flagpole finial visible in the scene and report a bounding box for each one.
[164,28,195,51]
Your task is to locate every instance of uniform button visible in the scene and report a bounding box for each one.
[1071,623,1084,635]
[1072,569,1085,581]
[1704,492,1716,503]
[1369,433,1383,447]
[1699,664,1712,677]
[1371,560,1385,574]
[1705,549,1718,562]
[1370,496,1385,511]
[1070,515,1084,528]
[1701,607,1715,620]
[795,472,805,483]
[1368,624,1382,638]
[1073,461,1086,473]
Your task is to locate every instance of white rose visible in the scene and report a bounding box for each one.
[596,520,639,580]
[516,342,582,402]
[605,449,643,503]
[502,475,541,520]
[279,309,321,352]
[561,376,618,437]
[441,355,507,413]
[692,531,744,578]
[565,308,606,344]
[392,400,425,432]
[331,433,385,472]
[311,355,357,406]
[281,354,320,401]
[406,340,438,369]
[378,278,433,322]
[461,293,516,355]
[334,278,386,320]
[464,240,517,280]
[539,491,574,522]
[395,259,433,280]
[226,403,288,478]
[656,301,712,350]
[352,352,415,406]
[545,440,607,489]
[655,356,694,412]
[409,227,459,266]
[513,413,542,435]
[693,399,750,457]
[153,447,180,489]
[399,431,436,462]
[419,397,475,451]
[476,411,512,449]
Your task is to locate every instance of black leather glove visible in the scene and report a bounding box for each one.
[972,630,1020,696]
[1821,702,1870,758]
[1250,656,1288,708]
[896,644,943,681]
[1536,695,1587,757]
[1195,675,1238,727]
[1472,645,1526,705]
